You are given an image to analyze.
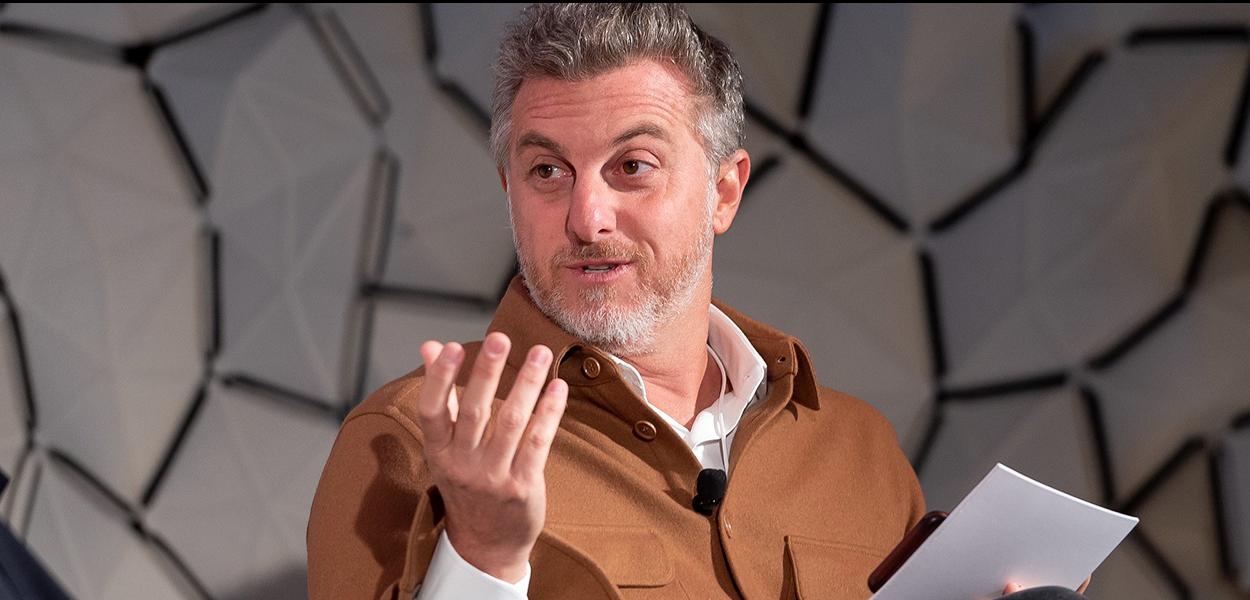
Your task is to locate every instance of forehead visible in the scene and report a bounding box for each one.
[510,60,701,150]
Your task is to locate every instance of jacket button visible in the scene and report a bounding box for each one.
[633,420,657,441]
[581,357,601,379]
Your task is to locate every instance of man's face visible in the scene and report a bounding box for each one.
[503,60,728,355]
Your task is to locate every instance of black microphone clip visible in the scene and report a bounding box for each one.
[691,468,726,516]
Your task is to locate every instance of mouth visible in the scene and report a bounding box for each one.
[565,260,633,281]
[569,259,629,272]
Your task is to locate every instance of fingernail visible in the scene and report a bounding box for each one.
[484,334,506,357]
[442,344,463,363]
[527,345,550,365]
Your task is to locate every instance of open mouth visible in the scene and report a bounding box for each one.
[568,260,632,279]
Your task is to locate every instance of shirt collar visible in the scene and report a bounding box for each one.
[484,276,821,411]
[707,303,768,405]
[602,304,768,439]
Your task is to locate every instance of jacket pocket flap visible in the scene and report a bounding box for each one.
[547,523,674,588]
[786,534,886,600]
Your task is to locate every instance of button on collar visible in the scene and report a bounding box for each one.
[633,420,658,441]
[581,356,601,379]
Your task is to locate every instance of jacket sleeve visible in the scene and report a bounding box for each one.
[903,454,928,531]
[307,409,446,599]
[880,410,927,533]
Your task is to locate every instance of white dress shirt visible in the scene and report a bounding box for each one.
[414,305,768,599]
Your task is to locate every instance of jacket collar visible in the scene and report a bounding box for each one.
[486,277,820,410]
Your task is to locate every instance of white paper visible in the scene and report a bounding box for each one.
[871,463,1138,600]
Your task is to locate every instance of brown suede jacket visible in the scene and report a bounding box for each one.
[307,277,926,599]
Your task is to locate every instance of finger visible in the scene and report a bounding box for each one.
[414,341,463,451]
[420,341,458,420]
[1003,583,1023,595]
[1077,575,1091,594]
[482,345,553,470]
[511,378,567,482]
[454,332,511,453]
[419,340,443,367]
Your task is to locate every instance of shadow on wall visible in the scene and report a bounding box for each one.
[222,567,308,600]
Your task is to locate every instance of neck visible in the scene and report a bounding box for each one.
[616,284,722,429]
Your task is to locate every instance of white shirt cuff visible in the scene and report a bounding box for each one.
[413,530,530,600]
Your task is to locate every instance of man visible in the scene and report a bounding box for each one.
[307,5,1089,599]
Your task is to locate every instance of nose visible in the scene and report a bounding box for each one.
[567,175,616,243]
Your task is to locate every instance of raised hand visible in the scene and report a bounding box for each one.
[414,332,568,582]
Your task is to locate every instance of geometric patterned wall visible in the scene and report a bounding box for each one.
[0,4,1247,599]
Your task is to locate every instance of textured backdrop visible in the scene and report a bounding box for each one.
[0,3,1248,599]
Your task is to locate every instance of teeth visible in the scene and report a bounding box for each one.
[583,265,614,272]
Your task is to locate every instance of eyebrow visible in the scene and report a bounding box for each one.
[612,123,670,146]
[515,123,672,158]
[516,132,566,156]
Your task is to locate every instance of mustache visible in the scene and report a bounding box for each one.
[550,242,648,266]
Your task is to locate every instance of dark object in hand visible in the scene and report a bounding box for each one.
[868,510,948,592]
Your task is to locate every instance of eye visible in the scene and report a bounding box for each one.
[621,159,653,175]
[533,164,562,179]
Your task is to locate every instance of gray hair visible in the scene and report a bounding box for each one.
[489,3,745,171]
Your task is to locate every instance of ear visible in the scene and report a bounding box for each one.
[497,166,509,193]
[712,149,750,235]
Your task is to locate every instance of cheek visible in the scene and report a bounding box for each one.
[511,200,565,251]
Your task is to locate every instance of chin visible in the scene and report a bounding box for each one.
[519,245,709,355]
[534,287,660,354]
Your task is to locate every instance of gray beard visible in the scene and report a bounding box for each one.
[512,199,715,357]
[519,237,711,357]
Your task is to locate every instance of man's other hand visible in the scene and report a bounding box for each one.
[415,333,568,583]
[1003,575,1091,596]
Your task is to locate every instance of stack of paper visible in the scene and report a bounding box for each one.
[871,464,1138,600]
